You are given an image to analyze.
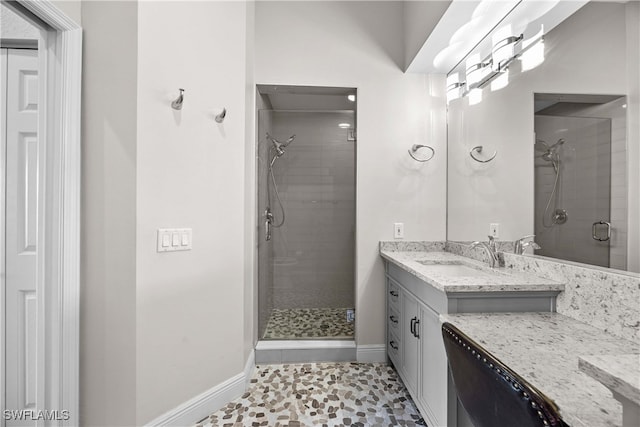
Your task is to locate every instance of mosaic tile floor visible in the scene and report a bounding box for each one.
[263,308,355,340]
[196,362,425,427]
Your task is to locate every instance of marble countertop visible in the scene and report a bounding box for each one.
[380,249,564,293]
[440,312,640,427]
[579,354,640,406]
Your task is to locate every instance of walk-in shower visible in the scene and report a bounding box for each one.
[256,85,357,343]
[533,93,627,269]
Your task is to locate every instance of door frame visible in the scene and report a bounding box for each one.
[1,1,81,424]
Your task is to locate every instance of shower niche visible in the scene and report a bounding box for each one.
[256,85,357,342]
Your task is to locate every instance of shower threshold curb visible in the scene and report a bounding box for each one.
[255,340,356,364]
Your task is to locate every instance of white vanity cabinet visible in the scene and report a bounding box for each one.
[387,277,448,426]
[384,261,560,427]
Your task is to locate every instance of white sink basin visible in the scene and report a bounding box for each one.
[415,260,490,277]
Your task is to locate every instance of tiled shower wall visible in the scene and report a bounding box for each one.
[265,111,356,310]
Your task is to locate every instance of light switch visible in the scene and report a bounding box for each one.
[157,228,192,252]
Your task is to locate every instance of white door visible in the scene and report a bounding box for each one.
[2,47,39,427]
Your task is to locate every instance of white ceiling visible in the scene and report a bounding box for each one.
[257,85,357,111]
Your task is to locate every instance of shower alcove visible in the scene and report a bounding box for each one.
[255,85,357,363]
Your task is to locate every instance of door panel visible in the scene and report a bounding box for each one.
[4,48,39,427]
[418,303,448,426]
[402,291,418,394]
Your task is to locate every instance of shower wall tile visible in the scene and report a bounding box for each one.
[268,111,356,310]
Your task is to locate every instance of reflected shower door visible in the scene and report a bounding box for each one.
[534,115,611,267]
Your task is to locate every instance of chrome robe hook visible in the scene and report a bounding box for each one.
[171,88,185,110]
[215,107,227,123]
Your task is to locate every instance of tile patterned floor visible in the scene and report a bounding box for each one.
[196,362,425,427]
[263,308,355,340]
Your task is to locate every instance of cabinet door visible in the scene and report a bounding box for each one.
[402,291,419,394]
[418,303,449,426]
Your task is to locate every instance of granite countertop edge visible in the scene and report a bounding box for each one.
[380,249,565,294]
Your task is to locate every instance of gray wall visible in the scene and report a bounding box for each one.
[81,1,254,424]
[81,1,138,425]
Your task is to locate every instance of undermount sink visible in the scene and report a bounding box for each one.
[415,260,491,277]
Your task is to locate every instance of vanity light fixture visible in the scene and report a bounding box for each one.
[338,123,351,129]
[492,34,523,72]
[465,54,490,89]
[448,25,546,103]
[520,26,545,72]
[446,73,465,103]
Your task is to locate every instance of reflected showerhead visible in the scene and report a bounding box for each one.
[549,138,565,150]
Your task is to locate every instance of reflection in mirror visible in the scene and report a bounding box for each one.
[534,94,626,269]
[446,1,639,273]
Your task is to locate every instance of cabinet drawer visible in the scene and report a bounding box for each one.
[388,305,401,335]
[388,280,401,310]
[387,330,401,365]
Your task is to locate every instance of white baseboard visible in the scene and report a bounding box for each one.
[356,344,386,363]
[146,351,256,427]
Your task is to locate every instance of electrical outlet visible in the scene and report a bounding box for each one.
[394,223,404,239]
[490,223,500,238]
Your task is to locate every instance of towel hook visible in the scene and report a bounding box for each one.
[470,145,497,163]
[408,144,435,162]
[215,107,227,123]
[171,88,185,110]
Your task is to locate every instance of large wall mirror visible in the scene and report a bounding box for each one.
[446,1,639,273]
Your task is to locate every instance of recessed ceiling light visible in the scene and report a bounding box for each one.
[339,123,351,129]
[347,94,356,102]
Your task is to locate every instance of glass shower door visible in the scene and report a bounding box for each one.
[257,109,356,340]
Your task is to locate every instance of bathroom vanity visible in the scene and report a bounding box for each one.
[380,242,563,427]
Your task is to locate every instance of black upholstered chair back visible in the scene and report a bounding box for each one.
[442,322,569,427]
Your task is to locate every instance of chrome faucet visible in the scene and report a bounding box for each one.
[514,235,541,254]
[470,236,499,268]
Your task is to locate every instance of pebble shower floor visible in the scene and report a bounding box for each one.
[195,362,425,427]
[262,308,355,340]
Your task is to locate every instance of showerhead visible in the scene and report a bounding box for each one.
[267,133,296,158]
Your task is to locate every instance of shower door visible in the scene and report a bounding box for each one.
[534,115,612,267]
[257,109,356,340]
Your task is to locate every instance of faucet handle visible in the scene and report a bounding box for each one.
[487,235,496,251]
